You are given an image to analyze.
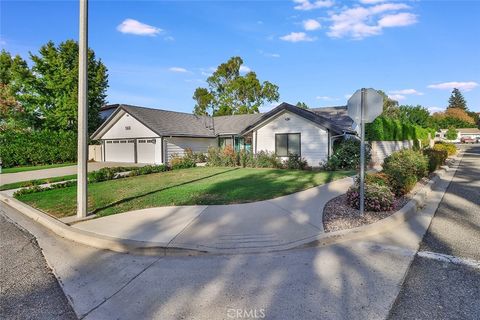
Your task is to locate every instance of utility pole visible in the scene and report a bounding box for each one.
[77,0,88,218]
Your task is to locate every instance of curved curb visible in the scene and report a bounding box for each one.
[0,155,461,256]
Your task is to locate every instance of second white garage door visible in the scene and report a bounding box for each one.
[104,139,135,163]
[137,139,156,164]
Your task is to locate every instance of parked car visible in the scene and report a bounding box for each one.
[460,137,476,144]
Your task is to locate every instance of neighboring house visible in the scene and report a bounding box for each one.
[436,128,480,142]
[91,103,354,166]
[100,104,120,122]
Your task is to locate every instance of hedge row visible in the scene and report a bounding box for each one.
[0,130,77,168]
[366,116,435,142]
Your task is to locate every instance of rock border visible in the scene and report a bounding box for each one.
[0,154,461,256]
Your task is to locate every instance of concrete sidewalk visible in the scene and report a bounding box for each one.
[72,176,354,253]
[0,162,145,185]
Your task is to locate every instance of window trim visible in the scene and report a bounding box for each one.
[275,133,301,157]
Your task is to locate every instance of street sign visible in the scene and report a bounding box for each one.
[347,88,383,124]
[346,88,383,217]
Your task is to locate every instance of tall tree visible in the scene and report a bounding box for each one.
[377,90,400,118]
[447,88,467,110]
[30,40,108,134]
[193,56,279,116]
[398,105,432,128]
[0,50,38,129]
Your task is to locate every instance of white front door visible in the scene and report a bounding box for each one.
[137,139,156,164]
[104,139,135,163]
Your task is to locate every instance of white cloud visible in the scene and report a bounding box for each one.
[389,89,423,95]
[427,81,479,92]
[327,3,417,39]
[117,19,162,36]
[316,96,338,101]
[359,0,386,4]
[388,94,406,101]
[169,67,188,73]
[293,0,335,11]
[239,65,252,73]
[378,12,417,27]
[427,106,445,114]
[280,32,316,42]
[303,19,322,31]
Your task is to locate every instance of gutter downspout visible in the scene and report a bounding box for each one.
[329,131,348,157]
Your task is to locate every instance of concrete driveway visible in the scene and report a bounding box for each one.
[0,162,145,185]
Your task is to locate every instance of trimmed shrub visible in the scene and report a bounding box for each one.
[255,151,282,168]
[0,129,77,168]
[365,172,390,187]
[382,149,429,195]
[170,153,197,170]
[346,182,396,212]
[14,181,76,197]
[366,116,435,142]
[433,141,457,156]
[129,164,168,175]
[283,154,309,170]
[323,138,371,170]
[88,166,137,182]
[423,148,448,173]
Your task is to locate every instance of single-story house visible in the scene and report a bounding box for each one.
[436,127,480,142]
[91,102,355,166]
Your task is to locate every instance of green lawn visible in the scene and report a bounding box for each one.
[0,174,77,191]
[16,167,354,218]
[1,163,76,174]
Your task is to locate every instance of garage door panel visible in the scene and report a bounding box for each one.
[137,139,156,164]
[105,140,135,163]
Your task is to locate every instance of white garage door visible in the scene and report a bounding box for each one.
[104,139,135,163]
[137,139,156,164]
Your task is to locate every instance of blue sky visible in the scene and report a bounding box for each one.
[2,0,480,113]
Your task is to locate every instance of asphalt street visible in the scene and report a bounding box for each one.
[0,214,77,320]
[389,145,480,320]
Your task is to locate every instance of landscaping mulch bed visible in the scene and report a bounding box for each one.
[323,175,432,233]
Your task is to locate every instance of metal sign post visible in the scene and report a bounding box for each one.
[359,88,366,215]
[347,88,383,216]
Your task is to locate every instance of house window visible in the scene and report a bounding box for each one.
[275,133,300,157]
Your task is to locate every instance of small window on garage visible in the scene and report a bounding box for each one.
[106,141,112,144]
[120,140,127,143]
[139,140,146,143]
[127,140,134,143]
[113,141,119,144]
[147,139,156,144]
[275,133,300,157]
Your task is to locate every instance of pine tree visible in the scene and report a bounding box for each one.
[447,88,467,110]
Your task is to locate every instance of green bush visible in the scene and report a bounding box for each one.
[423,148,448,173]
[323,138,371,170]
[433,141,457,156]
[283,154,309,170]
[0,130,76,168]
[255,151,282,168]
[129,164,168,176]
[365,172,390,187]
[366,116,435,142]
[170,154,197,170]
[88,166,136,182]
[382,149,429,195]
[346,181,395,212]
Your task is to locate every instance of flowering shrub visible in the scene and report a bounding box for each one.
[382,149,428,195]
[364,172,390,187]
[283,154,309,170]
[346,182,395,212]
[170,153,196,170]
[423,148,448,173]
[433,141,457,156]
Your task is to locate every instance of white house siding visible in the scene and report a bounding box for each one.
[253,111,329,166]
[102,113,158,139]
[165,137,217,161]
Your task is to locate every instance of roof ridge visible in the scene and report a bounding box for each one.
[120,104,202,117]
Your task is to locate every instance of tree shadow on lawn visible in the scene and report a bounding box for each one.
[92,168,347,216]
[90,168,239,215]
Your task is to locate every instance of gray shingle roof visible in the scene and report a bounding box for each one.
[92,103,356,139]
[310,106,354,131]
